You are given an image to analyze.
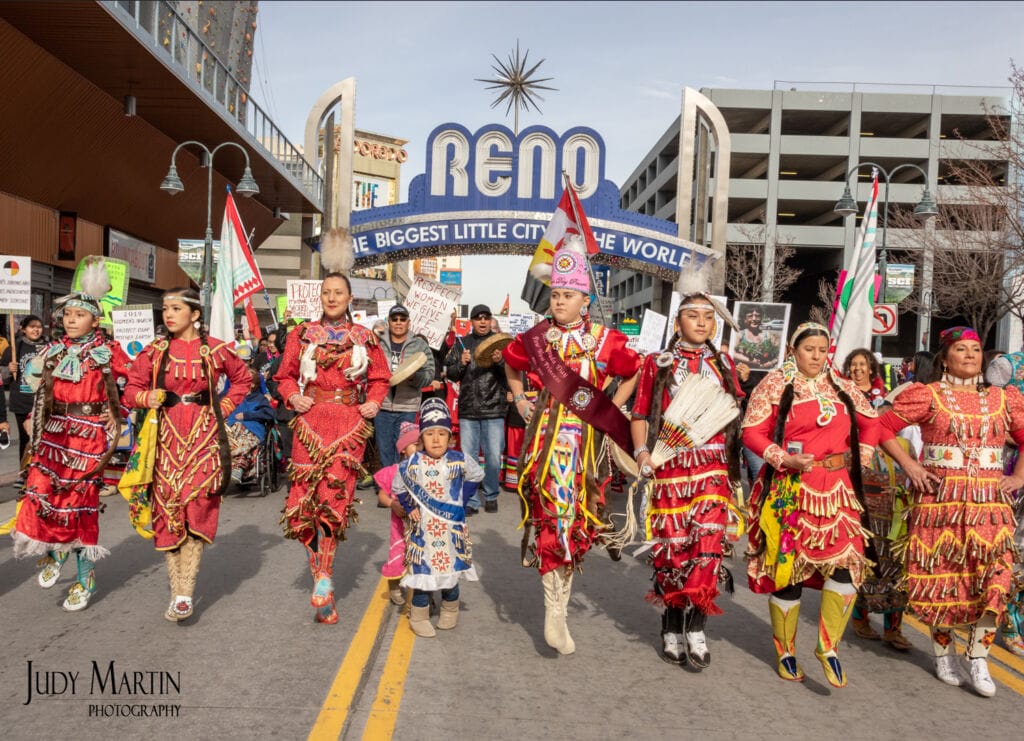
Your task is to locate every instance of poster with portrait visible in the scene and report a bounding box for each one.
[729,301,791,371]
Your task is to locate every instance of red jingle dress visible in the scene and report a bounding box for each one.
[503,319,641,574]
[274,321,389,544]
[743,366,879,592]
[123,336,251,550]
[879,379,1024,626]
[13,333,130,560]
[632,344,743,615]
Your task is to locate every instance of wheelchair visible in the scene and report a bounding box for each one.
[240,421,282,497]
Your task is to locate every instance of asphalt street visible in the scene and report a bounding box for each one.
[1,475,1023,740]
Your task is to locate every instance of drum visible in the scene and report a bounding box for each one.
[389,351,427,386]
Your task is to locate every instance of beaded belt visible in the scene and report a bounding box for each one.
[304,387,361,405]
[50,401,107,416]
[922,445,1003,470]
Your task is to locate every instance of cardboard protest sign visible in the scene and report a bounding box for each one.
[111,304,155,358]
[286,280,322,321]
[405,277,461,350]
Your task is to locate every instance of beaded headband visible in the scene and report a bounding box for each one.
[164,294,202,307]
[789,321,829,347]
[54,292,102,317]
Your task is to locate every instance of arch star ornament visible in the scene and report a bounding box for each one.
[476,41,556,135]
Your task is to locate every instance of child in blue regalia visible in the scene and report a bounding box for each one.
[393,397,483,637]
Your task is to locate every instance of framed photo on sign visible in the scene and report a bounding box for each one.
[729,301,791,371]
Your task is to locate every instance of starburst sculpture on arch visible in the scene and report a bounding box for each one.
[476,41,556,135]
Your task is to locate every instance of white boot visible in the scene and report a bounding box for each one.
[541,571,566,652]
[934,654,968,687]
[555,568,576,655]
[967,657,996,697]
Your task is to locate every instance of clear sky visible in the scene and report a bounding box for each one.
[253,0,1022,315]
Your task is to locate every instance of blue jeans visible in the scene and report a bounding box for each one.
[375,410,416,469]
[460,417,503,508]
[742,445,765,482]
[412,584,460,607]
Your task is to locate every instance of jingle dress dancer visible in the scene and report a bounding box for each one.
[880,327,1024,697]
[123,288,252,621]
[273,273,390,624]
[12,263,129,612]
[631,288,743,670]
[504,237,641,655]
[743,323,878,687]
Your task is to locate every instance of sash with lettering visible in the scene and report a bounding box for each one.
[520,319,632,452]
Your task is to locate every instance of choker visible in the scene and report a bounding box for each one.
[942,372,983,386]
[555,318,585,331]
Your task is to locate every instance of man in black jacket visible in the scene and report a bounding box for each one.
[445,304,508,514]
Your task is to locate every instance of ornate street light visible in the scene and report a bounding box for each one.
[160,140,260,322]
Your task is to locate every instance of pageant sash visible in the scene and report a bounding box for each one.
[520,320,633,453]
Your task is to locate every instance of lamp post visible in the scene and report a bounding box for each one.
[159,140,260,323]
[833,161,938,352]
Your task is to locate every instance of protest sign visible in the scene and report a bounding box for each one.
[111,304,155,358]
[0,256,31,312]
[72,257,130,327]
[405,277,461,349]
[637,309,668,356]
[286,280,322,321]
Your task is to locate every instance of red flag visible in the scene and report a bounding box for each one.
[563,180,600,255]
[499,294,510,316]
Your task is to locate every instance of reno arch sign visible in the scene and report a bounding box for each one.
[349,110,727,279]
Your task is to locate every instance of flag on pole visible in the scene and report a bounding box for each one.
[829,171,879,366]
[210,188,266,344]
[499,294,510,316]
[521,181,598,313]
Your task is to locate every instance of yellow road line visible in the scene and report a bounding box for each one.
[309,577,391,741]
[361,614,417,739]
[903,614,1024,694]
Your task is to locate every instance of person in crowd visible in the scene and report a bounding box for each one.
[251,334,280,380]
[392,398,484,636]
[843,348,886,408]
[6,315,47,469]
[375,421,420,606]
[732,306,781,371]
[446,303,508,515]
[12,263,129,611]
[879,327,1024,696]
[273,273,390,624]
[265,328,294,470]
[503,237,642,655]
[631,284,744,670]
[225,367,277,485]
[123,287,251,621]
[375,303,434,489]
[742,322,879,687]
[841,348,912,650]
[984,347,1024,656]
[502,379,534,493]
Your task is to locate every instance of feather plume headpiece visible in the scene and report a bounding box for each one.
[319,227,355,275]
[54,257,110,317]
[674,258,738,332]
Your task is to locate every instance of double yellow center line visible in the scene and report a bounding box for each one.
[308,578,416,740]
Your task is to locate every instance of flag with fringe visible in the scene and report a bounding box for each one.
[521,180,599,314]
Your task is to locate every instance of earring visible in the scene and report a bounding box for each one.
[581,305,589,316]
[193,320,202,330]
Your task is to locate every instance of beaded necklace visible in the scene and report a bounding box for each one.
[937,375,991,458]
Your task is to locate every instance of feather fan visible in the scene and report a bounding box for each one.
[650,373,740,468]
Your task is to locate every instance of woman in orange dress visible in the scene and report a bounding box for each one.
[273,273,390,623]
[879,327,1024,697]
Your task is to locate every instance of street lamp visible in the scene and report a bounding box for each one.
[160,140,260,322]
[834,161,938,352]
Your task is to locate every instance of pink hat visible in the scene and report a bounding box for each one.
[550,237,590,293]
[396,421,419,454]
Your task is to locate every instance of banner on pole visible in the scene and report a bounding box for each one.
[0,256,32,312]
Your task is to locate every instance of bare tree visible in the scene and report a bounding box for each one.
[808,277,837,327]
[726,225,802,302]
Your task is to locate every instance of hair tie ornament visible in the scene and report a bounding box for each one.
[319,227,355,274]
[656,351,673,368]
[546,326,562,344]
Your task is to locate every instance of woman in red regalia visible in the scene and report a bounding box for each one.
[12,261,129,612]
[631,286,743,670]
[503,237,641,655]
[879,327,1024,697]
[742,322,878,687]
[273,272,390,624]
[123,287,252,621]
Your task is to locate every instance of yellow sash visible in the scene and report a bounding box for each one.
[118,409,158,539]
